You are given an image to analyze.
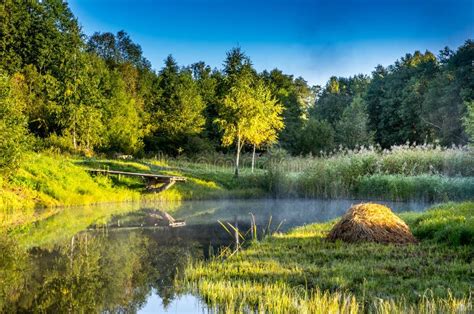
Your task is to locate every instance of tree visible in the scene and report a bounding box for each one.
[365,51,438,147]
[190,62,222,149]
[217,62,284,176]
[298,119,335,156]
[312,75,370,126]
[0,73,29,171]
[335,95,373,148]
[102,72,144,154]
[262,69,314,155]
[146,55,205,154]
[1,0,83,76]
[216,67,255,177]
[247,79,284,172]
[464,101,474,145]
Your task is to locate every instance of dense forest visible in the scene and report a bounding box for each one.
[1,0,473,172]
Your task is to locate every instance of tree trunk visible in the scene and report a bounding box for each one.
[234,135,241,177]
[72,112,77,151]
[73,127,77,151]
[251,144,256,173]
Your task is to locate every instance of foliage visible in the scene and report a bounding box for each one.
[216,54,284,176]
[335,95,373,148]
[298,119,335,156]
[0,73,29,172]
[464,100,474,144]
[406,202,474,246]
[262,70,315,154]
[144,56,206,154]
[262,145,474,200]
[1,0,473,158]
[312,75,370,126]
[0,153,140,229]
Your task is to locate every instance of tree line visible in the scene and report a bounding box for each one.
[1,0,473,174]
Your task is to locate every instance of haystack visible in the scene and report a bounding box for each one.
[327,203,417,244]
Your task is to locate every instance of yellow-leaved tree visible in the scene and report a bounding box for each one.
[247,79,284,172]
[216,67,284,177]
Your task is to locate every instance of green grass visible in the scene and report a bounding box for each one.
[1,146,473,229]
[404,202,474,246]
[263,146,474,201]
[185,202,474,313]
[0,153,264,229]
[0,153,141,229]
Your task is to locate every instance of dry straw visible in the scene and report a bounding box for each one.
[327,203,417,244]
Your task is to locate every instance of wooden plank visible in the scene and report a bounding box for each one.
[86,168,186,181]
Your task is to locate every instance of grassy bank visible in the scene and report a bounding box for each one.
[0,153,140,229]
[1,145,473,229]
[0,152,264,229]
[185,202,474,313]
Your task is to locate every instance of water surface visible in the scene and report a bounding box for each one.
[2,199,433,313]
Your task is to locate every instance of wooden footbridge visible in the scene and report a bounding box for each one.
[87,169,186,193]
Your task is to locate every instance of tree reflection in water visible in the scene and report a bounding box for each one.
[1,229,206,313]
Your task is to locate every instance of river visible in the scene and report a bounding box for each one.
[1,199,433,313]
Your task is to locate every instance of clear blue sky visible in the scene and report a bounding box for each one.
[69,0,473,86]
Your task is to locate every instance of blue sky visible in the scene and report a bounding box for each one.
[69,0,473,86]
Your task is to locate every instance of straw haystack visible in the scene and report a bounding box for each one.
[327,203,417,244]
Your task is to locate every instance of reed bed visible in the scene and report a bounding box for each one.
[263,145,474,201]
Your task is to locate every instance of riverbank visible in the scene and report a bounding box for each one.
[0,152,264,229]
[184,201,474,313]
[1,146,473,229]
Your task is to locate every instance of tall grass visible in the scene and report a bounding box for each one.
[187,279,472,314]
[263,145,474,201]
[185,202,474,313]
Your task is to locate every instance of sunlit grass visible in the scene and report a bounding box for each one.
[0,153,141,229]
[185,202,474,313]
[264,145,474,201]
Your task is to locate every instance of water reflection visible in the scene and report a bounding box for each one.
[2,230,209,313]
[1,199,433,313]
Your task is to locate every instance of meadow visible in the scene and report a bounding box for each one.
[184,202,474,313]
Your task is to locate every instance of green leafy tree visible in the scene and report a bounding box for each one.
[0,73,29,171]
[146,56,205,154]
[464,101,474,144]
[335,95,373,148]
[190,62,222,150]
[247,79,284,172]
[262,69,315,155]
[216,67,256,176]
[217,56,285,176]
[313,75,370,126]
[103,73,144,154]
[298,119,335,156]
[365,51,438,147]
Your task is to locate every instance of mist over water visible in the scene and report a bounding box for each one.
[3,199,434,313]
[171,198,433,232]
